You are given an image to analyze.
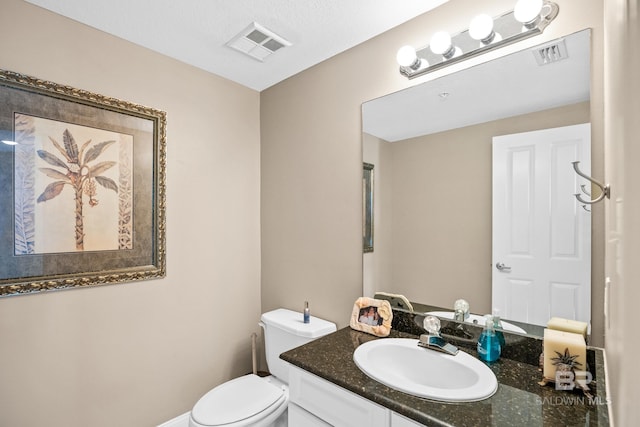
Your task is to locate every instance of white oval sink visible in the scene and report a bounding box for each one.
[426,311,527,334]
[353,338,497,402]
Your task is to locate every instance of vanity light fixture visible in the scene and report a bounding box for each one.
[397,0,559,79]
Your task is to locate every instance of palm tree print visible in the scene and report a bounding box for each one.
[36,129,118,250]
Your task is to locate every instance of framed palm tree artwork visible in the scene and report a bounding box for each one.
[0,69,166,297]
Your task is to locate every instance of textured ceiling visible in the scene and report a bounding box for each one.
[25,0,449,91]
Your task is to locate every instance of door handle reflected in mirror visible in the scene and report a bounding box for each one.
[495,262,512,272]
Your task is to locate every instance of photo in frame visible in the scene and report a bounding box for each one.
[0,69,166,297]
[350,297,393,337]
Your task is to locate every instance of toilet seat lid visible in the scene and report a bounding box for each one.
[192,374,285,426]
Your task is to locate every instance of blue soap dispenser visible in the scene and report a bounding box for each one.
[492,308,506,350]
[477,314,501,363]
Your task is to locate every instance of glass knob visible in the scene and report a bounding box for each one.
[423,315,441,335]
[454,299,470,314]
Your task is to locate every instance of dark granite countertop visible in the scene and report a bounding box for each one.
[281,326,610,426]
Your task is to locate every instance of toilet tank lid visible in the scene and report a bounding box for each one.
[261,308,337,338]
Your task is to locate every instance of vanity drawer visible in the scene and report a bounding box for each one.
[289,365,389,427]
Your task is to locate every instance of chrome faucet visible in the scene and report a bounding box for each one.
[453,299,470,322]
[418,315,459,356]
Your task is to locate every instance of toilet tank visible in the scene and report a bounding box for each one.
[260,308,336,384]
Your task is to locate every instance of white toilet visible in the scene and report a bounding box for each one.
[188,308,336,427]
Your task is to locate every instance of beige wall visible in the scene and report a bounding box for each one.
[604,0,640,425]
[0,1,261,426]
[364,102,605,344]
[262,0,604,329]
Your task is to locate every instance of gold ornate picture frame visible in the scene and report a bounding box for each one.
[0,69,166,297]
[350,297,393,337]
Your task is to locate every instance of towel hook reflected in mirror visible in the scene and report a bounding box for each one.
[572,161,610,205]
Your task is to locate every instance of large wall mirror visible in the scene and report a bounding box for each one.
[362,29,600,341]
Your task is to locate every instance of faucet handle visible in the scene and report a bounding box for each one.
[423,315,441,335]
[454,299,469,313]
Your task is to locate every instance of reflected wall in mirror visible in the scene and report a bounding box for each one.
[362,29,602,343]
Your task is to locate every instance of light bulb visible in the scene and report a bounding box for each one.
[514,0,543,25]
[396,45,418,68]
[469,14,495,42]
[430,31,453,56]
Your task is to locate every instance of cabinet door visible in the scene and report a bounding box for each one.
[289,366,389,427]
[391,412,424,427]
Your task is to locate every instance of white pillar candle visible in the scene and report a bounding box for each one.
[543,328,587,381]
[547,317,588,339]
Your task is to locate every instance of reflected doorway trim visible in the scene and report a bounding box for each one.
[363,162,374,253]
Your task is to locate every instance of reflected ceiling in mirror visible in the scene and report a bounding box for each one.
[364,30,589,142]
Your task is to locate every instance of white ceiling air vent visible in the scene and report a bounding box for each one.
[532,38,568,66]
[226,22,291,62]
